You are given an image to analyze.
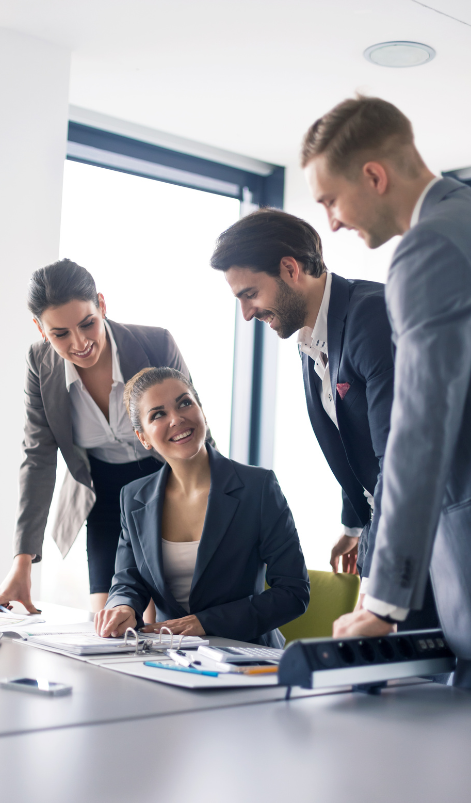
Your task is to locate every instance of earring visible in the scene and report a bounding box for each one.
[43,336,48,345]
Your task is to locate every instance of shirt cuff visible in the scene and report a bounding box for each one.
[360,576,369,595]
[343,526,362,538]
[363,594,409,622]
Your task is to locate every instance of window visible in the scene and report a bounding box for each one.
[40,122,284,607]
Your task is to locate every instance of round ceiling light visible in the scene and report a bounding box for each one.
[364,41,436,68]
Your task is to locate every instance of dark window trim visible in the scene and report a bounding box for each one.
[68,122,284,206]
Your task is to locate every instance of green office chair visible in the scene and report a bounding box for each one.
[280,570,360,644]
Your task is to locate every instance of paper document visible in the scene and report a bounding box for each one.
[0,612,45,629]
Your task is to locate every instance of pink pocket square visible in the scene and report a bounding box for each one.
[336,382,351,400]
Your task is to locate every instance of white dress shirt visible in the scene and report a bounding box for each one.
[297,272,373,543]
[65,320,150,464]
[363,178,440,622]
[161,539,200,613]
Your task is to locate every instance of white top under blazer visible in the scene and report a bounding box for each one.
[161,539,200,612]
[65,320,149,464]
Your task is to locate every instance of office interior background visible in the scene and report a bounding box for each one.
[1,0,470,608]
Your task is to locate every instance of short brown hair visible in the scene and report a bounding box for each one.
[301,95,418,175]
[210,208,326,278]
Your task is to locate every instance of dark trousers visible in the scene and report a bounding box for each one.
[86,454,163,594]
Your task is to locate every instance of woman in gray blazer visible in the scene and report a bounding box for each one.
[95,367,309,645]
[0,259,200,616]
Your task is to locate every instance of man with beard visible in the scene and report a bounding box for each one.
[210,209,438,631]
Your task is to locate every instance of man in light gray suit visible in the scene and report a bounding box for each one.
[302,95,471,687]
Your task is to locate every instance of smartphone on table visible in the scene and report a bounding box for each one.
[0,677,72,696]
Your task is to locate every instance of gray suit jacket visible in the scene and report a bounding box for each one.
[14,321,190,562]
[368,178,471,660]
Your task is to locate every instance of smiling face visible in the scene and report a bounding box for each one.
[304,153,397,249]
[38,295,107,367]
[225,266,308,339]
[136,378,207,463]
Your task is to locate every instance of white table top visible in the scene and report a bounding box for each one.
[2,679,469,803]
[0,601,316,737]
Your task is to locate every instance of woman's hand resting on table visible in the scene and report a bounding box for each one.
[141,614,205,637]
[95,605,137,638]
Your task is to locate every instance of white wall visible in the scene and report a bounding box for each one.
[0,29,70,593]
[275,161,398,572]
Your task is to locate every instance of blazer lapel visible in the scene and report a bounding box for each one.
[190,446,243,597]
[131,464,185,612]
[39,345,77,464]
[328,273,350,411]
[108,320,152,381]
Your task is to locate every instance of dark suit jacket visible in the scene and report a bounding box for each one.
[15,321,191,561]
[302,273,440,629]
[302,273,394,576]
[106,444,310,647]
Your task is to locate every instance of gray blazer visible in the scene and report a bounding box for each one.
[367,178,471,662]
[14,321,190,562]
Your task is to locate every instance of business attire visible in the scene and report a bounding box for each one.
[14,319,197,593]
[300,271,438,630]
[106,444,310,647]
[364,177,471,686]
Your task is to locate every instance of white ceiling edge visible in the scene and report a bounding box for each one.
[68,105,277,177]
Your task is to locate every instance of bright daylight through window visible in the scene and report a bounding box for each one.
[40,160,240,607]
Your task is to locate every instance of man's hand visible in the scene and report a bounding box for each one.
[333,609,395,638]
[330,534,359,574]
[0,554,41,614]
[95,605,137,638]
[141,615,206,637]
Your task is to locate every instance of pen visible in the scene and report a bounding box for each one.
[144,661,219,677]
[167,649,202,669]
[237,666,278,675]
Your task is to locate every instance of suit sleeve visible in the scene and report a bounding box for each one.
[105,488,152,628]
[341,488,364,529]
[13,349,59,562]
[348,295,395,578]
[197,472,310,641]
[368,232,471,609]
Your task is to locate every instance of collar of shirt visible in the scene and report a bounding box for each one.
[65,319,124,391]
[297,271,332,380]
[409,176,441,229]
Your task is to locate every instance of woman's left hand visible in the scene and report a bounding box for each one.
[141,615,206,636]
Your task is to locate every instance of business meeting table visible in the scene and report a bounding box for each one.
[1,602,470,803]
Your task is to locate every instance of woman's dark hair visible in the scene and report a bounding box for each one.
[210,208,326,278]
[27,258,99,321]
[124,367,202,434]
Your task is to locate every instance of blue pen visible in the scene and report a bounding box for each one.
[144,661,219,677]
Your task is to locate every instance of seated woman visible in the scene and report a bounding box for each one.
[95,367,309,646]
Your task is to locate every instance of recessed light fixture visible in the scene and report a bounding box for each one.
[364,41,436,68]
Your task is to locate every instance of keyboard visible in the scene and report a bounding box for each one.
[198,644,284,663]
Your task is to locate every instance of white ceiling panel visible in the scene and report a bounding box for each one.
[1,0,470,172]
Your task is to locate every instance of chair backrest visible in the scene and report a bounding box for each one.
[280,570,360,643]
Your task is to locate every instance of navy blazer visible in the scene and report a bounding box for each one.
[302,273,394,575]
[106,445,310,647]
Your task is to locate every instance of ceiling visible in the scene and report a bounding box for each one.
[1,0,470,172]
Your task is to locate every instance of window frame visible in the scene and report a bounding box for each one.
[67,121,284,467]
